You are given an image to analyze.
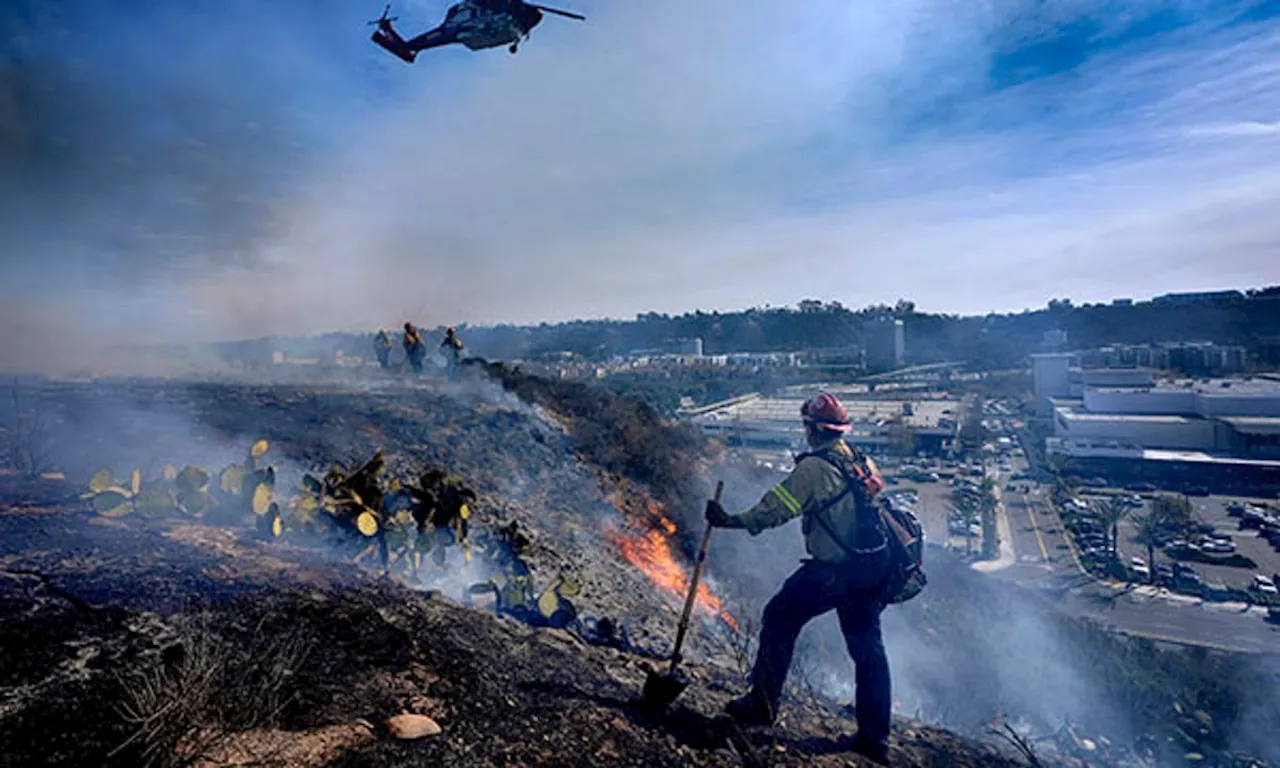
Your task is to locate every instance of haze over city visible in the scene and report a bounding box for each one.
[4,0,1280,368]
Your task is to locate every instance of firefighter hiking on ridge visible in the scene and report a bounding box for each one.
[441,327,464,380]
[705,392,894,765]
[373,329,393,369]
[403,322,427,374]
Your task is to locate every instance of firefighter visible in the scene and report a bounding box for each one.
[440,327,464,380]
[403,322,426,374]
[373,329,393,369]
[705,392,893,765]
[410,469,476,567]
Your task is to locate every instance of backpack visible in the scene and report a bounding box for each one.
[802,448,927,605]
[875,495,927,604]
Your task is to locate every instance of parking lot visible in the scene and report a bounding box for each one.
[1095,492,1280,596]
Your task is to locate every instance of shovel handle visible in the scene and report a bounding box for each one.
[668,480,723,672]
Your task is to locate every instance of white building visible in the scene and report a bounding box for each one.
[1032,353,1158,417]
[1044,376,1280,490]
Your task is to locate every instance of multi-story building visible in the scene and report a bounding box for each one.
[864,318,905,373]
[1151,290,1246,304]
[1076,342,1246,376]
[1040,373,1280,492]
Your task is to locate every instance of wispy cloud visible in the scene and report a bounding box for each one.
[3,0,1280,366]
[1188,120,1280,137]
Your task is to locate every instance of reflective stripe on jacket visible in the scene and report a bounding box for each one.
[738,437,878,564]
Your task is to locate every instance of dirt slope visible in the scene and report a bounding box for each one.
[0,495,1032,768]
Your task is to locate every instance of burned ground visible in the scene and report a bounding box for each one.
[0,498,1026,768]
[2,372,1278,767]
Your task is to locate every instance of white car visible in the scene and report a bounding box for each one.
[1130,557,1151,579]
[1199,538,1235,554]
[1254,575,1278,595]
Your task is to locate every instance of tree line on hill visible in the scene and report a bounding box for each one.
[459,288,1280,371]
[205,286,1280,375]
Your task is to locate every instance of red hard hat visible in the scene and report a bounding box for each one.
[801,392,852,432]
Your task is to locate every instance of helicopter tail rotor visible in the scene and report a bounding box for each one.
[367,4,399,26]
[528,4,585,20]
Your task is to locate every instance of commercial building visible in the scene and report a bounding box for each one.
[686,385,960,457]
[1077,342,1246,376]
[1043,376,1280,492]
[1152,290,1245,304]
[865,318,905,373]
[1032,354,1159,417]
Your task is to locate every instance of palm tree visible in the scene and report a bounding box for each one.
[1152,493,1192,526]
[1050,473,1080,511]
[1131,510,1168,584]
[1130,495,1194,584]
[1092,497,1131,561]
[951,490,978,556]
[977,476,999,559]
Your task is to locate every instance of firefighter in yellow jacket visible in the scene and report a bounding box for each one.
[403,322,427,373]
[372,329,393,369]
[705,392,893,765]
[441,327,464,380]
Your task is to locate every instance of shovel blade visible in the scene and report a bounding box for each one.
[642,669,689,711]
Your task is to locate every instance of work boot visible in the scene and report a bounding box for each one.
[848,732,890,765]
[724,693,775,727]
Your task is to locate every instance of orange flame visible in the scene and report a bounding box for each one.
[610,496,739,631]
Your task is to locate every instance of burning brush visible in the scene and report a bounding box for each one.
[608,492,738,631]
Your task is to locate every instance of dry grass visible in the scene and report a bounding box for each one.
[110,614,313,768]
[987,722,1046,768]
[3,379,54,478]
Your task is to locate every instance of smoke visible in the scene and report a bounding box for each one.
[698,463,1127,746]
[696,459,1280,762]
[9,0,1277,374]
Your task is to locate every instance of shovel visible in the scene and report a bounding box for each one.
[643,480,724,712]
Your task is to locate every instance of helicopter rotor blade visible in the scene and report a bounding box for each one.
[367,4,398,25]
[528,4,585,20]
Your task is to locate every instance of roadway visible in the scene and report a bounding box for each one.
[997,480,1280,654]
[876,447,1278,654]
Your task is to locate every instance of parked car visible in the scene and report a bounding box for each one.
[1252,574,1278,596]
[1177,572,1205,588]
[1199,539,1236,554]
[1130,557,1151,580]
[1185,486,1211,497]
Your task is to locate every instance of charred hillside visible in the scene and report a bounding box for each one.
[2,369,1278,767]
[1,492,1027,768]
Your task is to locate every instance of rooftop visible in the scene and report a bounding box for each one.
[690,391,961,431]
[1088,377,1280,396]
[1055,407,1204,425]
[1219,416,1280,436]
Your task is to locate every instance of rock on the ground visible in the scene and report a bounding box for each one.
[386,713,443,740]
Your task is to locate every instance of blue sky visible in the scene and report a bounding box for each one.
[2,0,1279,359]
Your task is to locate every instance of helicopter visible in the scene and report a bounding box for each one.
[369,1,585,62]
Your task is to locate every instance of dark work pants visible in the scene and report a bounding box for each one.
[748,552,892,747]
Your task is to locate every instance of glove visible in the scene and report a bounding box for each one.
[705,499,743,528]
